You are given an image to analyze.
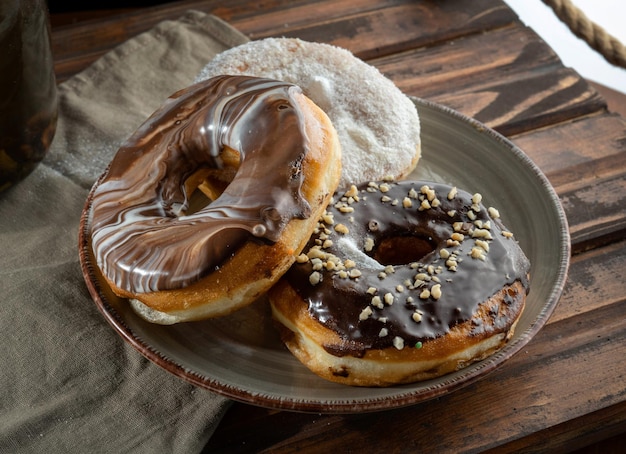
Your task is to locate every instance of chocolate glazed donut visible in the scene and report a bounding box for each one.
[88,75,342,324]
[269,180,530,386]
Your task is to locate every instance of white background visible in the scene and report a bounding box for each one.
[503,0,626,94]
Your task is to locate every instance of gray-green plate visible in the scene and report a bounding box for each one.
[79,98,570,413]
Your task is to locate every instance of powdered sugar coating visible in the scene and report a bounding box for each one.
[195,38,421,186]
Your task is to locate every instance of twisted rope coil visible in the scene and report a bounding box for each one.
[542,0,626,69]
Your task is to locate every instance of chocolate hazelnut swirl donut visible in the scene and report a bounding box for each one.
[88,75,341,324]
[269,180,530,386]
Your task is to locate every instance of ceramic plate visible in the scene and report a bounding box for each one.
[79,98,570,413]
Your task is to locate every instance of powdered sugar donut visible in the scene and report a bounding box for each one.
[195,38,421,187]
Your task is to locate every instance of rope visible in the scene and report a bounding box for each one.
[541,0,626,69]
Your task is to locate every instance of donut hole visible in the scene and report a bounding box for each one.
[186,188,214,214]
[373,235,435,266]
[183,148,241,215]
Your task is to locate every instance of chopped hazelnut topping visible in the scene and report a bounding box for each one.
[366,287,377,295]
[447,210,457,217]
[446,258,458,269]
[447,187,458,200]
[393,337,405,350]
[472,193,482,204]
[467,211,477,221]
[344,185,358,198]
[364,237,374,252]
[309,272,321,285]
[475,239,490,252]
[378,328,389,337]
[396,284,405,293]
[337,270,348,279]
[385,265,395,274]
[407,296,414,303]
[349,269,362,279]
[359,306,373,320]
[307,246,325,260]
[391,199,399,206]
[344,259,356,268]
[431,198,441,208]
[378,271,387,279]
[296,254,309,263]
[439,249,450,259]
[488,207,500,219]
[322,213,334,225]
[322,239,333,249]
[384,293,394,305]
[482,220,492,230]
[339,206,354,213]
[451,232,464,242]
[413,278,426,288]
[419,199,431,211]
[371,296,384,309]
[324,261,336,271]
[412,312,422,323]
[415,273,429,281]
[419,289,431,299]
[420,185,436,201]
[470,247,486,260]
[383,175,394,182]
[472,228,493,240]
[379,183,390,193]
[311,258,323,270]
[502,231,514,238]
[431,284,442,300]
[447,239,460,247]
[334,223,349,234]
[453,222,464,232]
[408,188,418,199]
[402,197,412,208]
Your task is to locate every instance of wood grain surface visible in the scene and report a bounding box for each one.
[50,0,626,452]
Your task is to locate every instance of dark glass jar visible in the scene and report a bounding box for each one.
[0,0,57,193]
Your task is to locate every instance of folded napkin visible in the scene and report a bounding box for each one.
[0,11,248,453]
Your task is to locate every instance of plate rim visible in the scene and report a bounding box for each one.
[78,97,571,414]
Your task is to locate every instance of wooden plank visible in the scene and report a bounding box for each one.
[548,239,626,324]
[372,23,562,97]
[369,23,606,134]
[251,0,517,60]
[430,67,606,136]
[560,173,626,252]
[511,113,626,191]
[219,0,415,38]
[205,240,626,453]
[51,0,516,81]
[508,114,626,252]
[486,402,626,453]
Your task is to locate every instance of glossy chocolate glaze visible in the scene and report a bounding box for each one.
[286,180,530,353]
[90,76,311,293]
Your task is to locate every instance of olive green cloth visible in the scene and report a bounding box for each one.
[0,11,248,453]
